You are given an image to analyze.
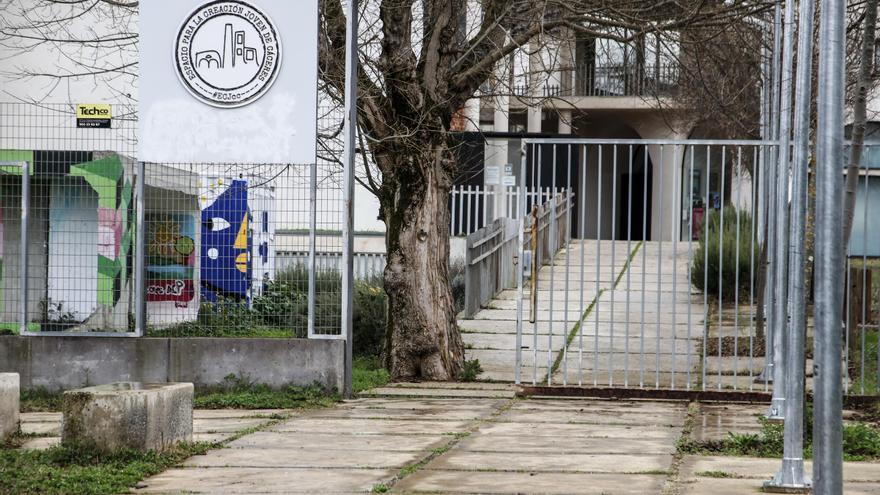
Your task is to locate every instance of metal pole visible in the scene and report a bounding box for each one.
[760,2,783,387]
[515,143,527,385]
[766,0,815,489]
[341,0,359,399]
[813,0,845,490]
[135,161,146,336]
[19,161,29,334]
[767,0,793,421]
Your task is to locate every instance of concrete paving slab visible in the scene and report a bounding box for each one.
[475,421,680,440]
[494,408,686,427]
[340,398,503,411]
[270,418,471,435]
[316,406,493,421]
[193,409,292,419]
[680,456,880,483]
[20,421,60,436]
[456,433,677,455]
[134,467,395,493]
[361,387,515,398]
[183,447,420,469]
[195,418,272,433]
[228,432,449,452]
[426,451,671,474]
[392,470,667,494]
[18,436,60,450]
[19,412,62,422]
[372,381,515,391]
[679,478,880,495]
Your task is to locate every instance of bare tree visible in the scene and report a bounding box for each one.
[843,0,878,249]
[319,0,772,380]
[0,0,138,102]
[2,0,783,381]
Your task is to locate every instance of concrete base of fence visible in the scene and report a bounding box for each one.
[62,382,193,452]
[0,373,19,441]
[0,337,343,392]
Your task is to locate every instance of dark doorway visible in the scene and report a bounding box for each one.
[617,147,653,241]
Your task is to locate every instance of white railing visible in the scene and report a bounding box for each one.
[449,185,564,236]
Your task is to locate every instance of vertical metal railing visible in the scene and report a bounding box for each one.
[513,139,781,391]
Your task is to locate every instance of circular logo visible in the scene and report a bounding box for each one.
[175,0,282,108]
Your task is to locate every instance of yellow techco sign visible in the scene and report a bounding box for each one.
[76,104,112,128]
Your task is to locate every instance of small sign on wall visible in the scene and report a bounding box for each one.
[76,104,112,129]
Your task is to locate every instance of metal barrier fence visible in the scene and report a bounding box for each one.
[513,139,774,389]
[506,138,880,396]
[276,252,386,281]
[450,185,561,236]
[463,217,520,319]
[0,102,345,339]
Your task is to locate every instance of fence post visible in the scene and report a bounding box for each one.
[19,161,29,334]
[135,161,146,336]
[813,0,846,491]
[766,0,796,421]
[767,0,816,491]
[340,0,359,399]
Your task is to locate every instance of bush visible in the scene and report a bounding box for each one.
[353,277,387,357]
[691,208,757,301]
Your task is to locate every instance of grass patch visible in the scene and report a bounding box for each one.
[20,376,340,412]
[679,406,880,461]
[849,330,878,396]
[193,374,338,410]
[353,356,390,393]
[20,388,62,413]
[0,442,213,495]
[696,470,737,478]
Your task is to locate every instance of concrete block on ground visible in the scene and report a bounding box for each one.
[62,382,193,452]
[0,373,20,441]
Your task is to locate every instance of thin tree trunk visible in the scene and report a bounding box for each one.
[382,143,465,381]
[843,0,877,248]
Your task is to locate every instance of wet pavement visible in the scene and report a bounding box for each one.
[17,386,880,493]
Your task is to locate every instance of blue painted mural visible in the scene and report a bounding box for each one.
[200,180,252,302]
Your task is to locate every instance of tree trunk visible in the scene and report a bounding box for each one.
[381,143,465,381]
[843,0,877,249]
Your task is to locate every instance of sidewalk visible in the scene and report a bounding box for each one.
[18,384,880,493]
[133,383,683,494]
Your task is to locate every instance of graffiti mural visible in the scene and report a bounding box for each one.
[200,179,251,302]
[146,214,196,305]
[68,155,134,309]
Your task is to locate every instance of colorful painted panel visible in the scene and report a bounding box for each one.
[146,213,196,304]
[200,180,251,302]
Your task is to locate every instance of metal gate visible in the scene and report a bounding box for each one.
[513,139,779,392]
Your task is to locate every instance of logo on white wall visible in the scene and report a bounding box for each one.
[175,0,282,108]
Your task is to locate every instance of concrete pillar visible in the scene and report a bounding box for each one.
[0,373,19,441]
[489,59,511,220]
[558,110,572,134]
[463,97,480,132]
[528,41,543,133]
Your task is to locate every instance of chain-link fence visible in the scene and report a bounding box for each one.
[0,102,346,339]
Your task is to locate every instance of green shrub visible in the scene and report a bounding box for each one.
[459,359,484,382]
[353,278,387,357]
[691,208,757,301]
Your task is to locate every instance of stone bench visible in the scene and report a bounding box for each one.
[0,373,19,441]
[62,382,193,452]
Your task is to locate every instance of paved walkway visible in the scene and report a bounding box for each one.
[18,385,880,493]
[462,240,707,388]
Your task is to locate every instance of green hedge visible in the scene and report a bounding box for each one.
[691,208,757,301]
